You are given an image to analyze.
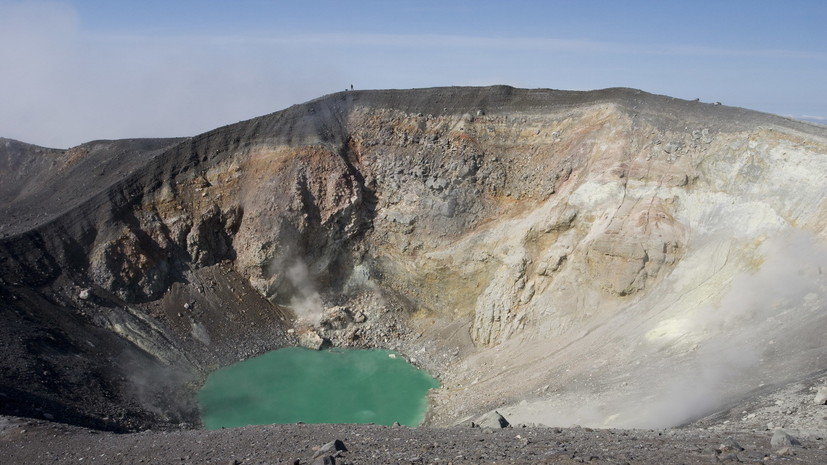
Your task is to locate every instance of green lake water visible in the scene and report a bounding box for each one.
[197,347,439,429]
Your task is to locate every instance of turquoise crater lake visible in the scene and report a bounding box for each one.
[197,347,439,429]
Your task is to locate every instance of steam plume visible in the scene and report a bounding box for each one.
[286,259,324,326]
[628,230,827,428]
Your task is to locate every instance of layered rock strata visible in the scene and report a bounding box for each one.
[1,86,826,430]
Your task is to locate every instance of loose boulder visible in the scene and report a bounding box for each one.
[298,330,328,350]
[814,386,827,405]
[312,439,347,458]
[718,436,744,453]
[319,306,353,330]
[770,429,801,449]
[477,410,510,428]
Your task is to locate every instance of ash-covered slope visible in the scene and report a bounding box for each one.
[0,138,185,237]
[1,86,827,434]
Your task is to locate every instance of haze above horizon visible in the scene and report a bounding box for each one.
[1,0,825,148]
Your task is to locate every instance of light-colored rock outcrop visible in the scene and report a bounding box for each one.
[2,86,827,432]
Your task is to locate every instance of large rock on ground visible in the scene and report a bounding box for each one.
[770,429,801,449]
[476,410,510,429]
[814,386,827,405]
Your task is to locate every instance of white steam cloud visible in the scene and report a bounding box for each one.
[626,230,827,428]
[285,259,324,326]
[502,231,827,429]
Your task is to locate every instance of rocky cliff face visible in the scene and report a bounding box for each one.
[1,86,826,432]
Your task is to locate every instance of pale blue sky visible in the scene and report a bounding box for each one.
[1,0,825,147]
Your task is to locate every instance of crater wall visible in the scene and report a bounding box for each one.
[1,86,826,430]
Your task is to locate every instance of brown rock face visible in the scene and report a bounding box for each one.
[1,86,827,432]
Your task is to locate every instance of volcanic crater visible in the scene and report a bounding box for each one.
[2,86,827,463]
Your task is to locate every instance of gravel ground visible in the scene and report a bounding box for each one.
[2,415,825,464]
